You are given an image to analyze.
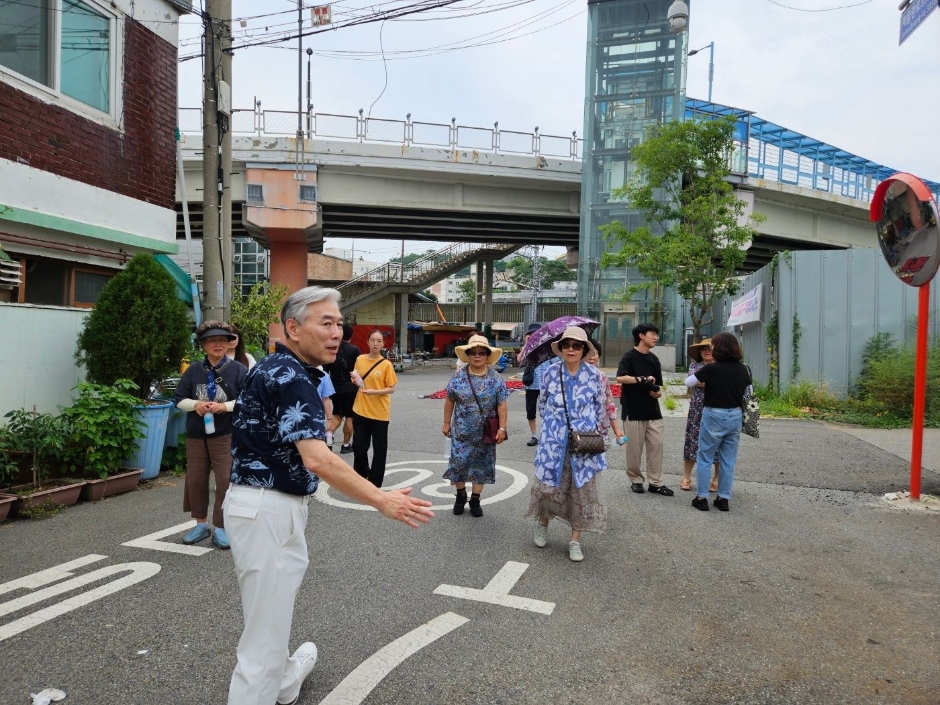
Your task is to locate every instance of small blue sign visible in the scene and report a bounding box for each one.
[900,0,938,45]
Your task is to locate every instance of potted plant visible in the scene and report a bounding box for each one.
[75,254,192,480]
[0,407,83,517]
[60,380,147,501]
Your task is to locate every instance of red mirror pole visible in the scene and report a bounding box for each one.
[910,281,930,500]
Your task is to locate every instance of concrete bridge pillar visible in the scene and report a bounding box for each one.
[240,166,320,349]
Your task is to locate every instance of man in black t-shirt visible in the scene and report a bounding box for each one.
[615,323,674,496]
[324,323,361,453]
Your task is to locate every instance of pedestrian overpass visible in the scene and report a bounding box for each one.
[175,98,939,327]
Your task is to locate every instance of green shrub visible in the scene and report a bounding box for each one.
[230,281,290,353]
[0,408,68,490]
[857,345,940,423]
[782,380,838,410]
[60,380,146,480]
[75,254,191,400]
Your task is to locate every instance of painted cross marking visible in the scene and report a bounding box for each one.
[433,561,555,615]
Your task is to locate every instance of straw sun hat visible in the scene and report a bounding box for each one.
[688,337,713,363]
[455,334,502,365]
[550,326,597,358]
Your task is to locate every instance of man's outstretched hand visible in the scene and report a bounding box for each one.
[379,487,434,528]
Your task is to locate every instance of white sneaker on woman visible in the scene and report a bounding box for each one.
[568,541,584,562]
[534,522,548,548]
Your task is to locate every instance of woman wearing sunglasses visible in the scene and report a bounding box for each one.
[442,335,509,518]
[526,326,609,562]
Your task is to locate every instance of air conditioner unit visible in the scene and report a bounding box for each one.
[0,259,21,289]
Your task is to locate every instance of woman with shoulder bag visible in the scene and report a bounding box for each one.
[684,332,752,513]
[525,326,609,562]
[441,335,509,518]
[351,330,398,487]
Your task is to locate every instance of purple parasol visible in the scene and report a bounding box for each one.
[519,315,600,366]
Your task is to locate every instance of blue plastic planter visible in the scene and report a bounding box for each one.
[164,407,187,449]
[124,402,172,480]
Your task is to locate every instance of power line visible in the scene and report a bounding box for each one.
[764,0,875,11]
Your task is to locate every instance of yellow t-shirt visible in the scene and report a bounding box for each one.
[351,355,398,421]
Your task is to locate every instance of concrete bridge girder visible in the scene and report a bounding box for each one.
[751,180,875,249]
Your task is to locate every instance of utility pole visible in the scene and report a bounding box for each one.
[202,0,232,321]
[531,245,542,321]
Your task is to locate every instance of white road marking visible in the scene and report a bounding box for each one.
[434,561,555,615]
[0,562,161,642]
[0,555,108,597]
[315,461,528,511]
[319,612,468,705]
[121,520,214,556]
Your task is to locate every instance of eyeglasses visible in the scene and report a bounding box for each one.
[467,349,489,357]
[560,340,584,350]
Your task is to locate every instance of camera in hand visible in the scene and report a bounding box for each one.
[649,384,660,392]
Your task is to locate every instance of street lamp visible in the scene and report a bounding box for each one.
[688,41,715,102]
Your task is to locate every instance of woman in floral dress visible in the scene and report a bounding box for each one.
[681,338,718,492]
[526,326,609,562]
[442,335,509,518]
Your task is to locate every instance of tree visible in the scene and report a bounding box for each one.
[230,280,291,354]
[457,278,476,304]
[600,117,764,342]
[75,254,191,400]
[506,255,576,291]
[420,289,438,302]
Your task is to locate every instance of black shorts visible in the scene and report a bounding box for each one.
[525,390,540,420]
[332,390,357,418]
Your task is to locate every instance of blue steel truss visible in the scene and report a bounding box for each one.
[685,98,940,205]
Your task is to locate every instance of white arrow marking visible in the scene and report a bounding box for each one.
[121,520,213,556]
[0,562,161,642]
[433,561,555,615]
[0,554,108,597]
[319,612,468,705]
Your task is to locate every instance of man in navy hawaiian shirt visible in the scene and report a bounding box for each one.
[223,286,434,705]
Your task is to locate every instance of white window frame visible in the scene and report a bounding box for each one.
[0,0,124,130]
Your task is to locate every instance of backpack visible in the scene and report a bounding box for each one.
[522,365,535,387]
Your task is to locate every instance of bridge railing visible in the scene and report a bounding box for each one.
[178,105,584,161]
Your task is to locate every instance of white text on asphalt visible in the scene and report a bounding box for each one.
[122,520,213,556]
[320,612,468,705]
[433,561,555,615]
[0,559,161,642]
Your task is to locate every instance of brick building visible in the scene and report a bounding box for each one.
[0,0,191,415]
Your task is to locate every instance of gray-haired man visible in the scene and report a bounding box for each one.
[223,286,434,705]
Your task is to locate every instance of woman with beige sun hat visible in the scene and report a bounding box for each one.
[442,334,509,518]
[681,338,719,493]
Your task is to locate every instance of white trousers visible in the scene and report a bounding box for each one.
[223,485,311,705]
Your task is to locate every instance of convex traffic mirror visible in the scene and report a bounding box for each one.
[870,173,940,287]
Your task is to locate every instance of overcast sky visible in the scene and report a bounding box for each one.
[177,0,940,263]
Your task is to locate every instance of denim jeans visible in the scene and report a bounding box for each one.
[695,407,742,499]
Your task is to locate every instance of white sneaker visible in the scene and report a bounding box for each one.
[534,521,548,548]
[568,541,584,562]
[277,642,318,705]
